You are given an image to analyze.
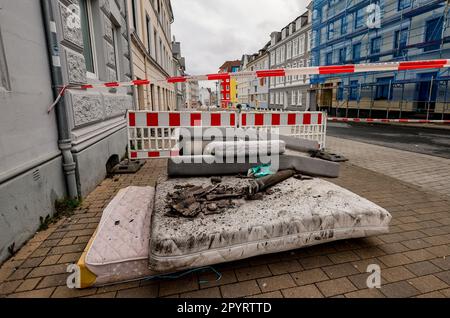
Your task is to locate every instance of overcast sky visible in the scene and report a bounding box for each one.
[172,0,309,83]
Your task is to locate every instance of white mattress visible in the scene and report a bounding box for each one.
[149,177,391,272]
[84,186,156,286]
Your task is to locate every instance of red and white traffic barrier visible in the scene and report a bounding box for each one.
[127,111,237,159]
[127,111,328,159]
[240,112,323,127]
[328,117,450,124]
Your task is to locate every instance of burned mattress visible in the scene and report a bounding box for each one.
[149,177,391,272]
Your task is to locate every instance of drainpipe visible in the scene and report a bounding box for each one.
[40,0,79,199]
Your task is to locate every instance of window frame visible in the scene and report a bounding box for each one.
[79,0,98,79]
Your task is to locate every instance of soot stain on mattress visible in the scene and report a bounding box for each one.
[151,177,391,256]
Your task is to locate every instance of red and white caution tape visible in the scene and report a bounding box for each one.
[48,59,450,112]
[66,59,450,89]
[328,117,450,124]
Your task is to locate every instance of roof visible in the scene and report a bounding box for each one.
[219,60,241,72]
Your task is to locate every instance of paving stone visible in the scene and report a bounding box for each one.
[7,287,55,298]
[27,264,68,278]
[116,285,158,298]
[378,253,413,267]
[181,287,221,298]
[281,284,323,298]
[220,280,261,298]
[235,265,272,281]
[51,286,97,298]
[247,291,283,298]
[36,273,67,289]
[298,256,333,269]
[268,260,302,275]
[354,247,385,259]
[378,243,409,254]
[291,268,329,286]
[322,263,359,279]
[415,291,445,298]
[40,255,61,266]
[7,268,32,281]
[407,275,448,294]
[257,274,296,293]
[431,257,450,271]
[158,275,199,297]
[316,277,357,297]
[58,253,82,264]
[15,278,42,292]
[328,251,360,264]
[381,266,416,283]
[403,249,436,262]
[199,269,237,289]
[19,257,44,269]
[435,271,450,285]
[345,288,385,298]
[0,280,22,295]
[426,245,450,257]
[405,261,442,276]
[380,281,420,298]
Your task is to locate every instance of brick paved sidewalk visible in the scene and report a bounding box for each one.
[1,154,450,298]
[327,136,450,198]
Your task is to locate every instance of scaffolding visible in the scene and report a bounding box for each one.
[311,0,450,119]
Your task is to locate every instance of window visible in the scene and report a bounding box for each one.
[287,42,292,60]
[307,30,312,51]
[370,37,381,62]
[79,0,96,75]
[0,26,10,90]
[375,77,394,100]
[159,38,163,65]
[275,92,279,104]
[394,29,408,57]
[280,45,285,63]
[425,18,443,52]
[337,82,344,101]
[338,48,346,64]
[131,0,139,33]
[326,52,333,65]
[146,16,152,55]
[280,91,284,104]
[293,38,299,57]
[299,34,305,55]
[355,8,364,29]
[111,26,122,80]
[297,91,303,106]
[349,80,359,101]
[398,0,411,11]
[291,91,297,105]
[270,93,274,104]
[352,43,361,62]
[327,22,334,40]
[341,16,347,35]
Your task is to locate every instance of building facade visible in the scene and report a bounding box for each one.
[172,39,187,110]
[237,55,251,105]
[311,0,450,119]
[0,0,134,263]
[247,45,270,109]
[185,79,200,108]
[128,0,176,111]
[218,60,240,108]
[268,8,313,110]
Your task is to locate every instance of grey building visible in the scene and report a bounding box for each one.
[0,0,134,263]
[247,44,270,109]
[172,39,186,110]
[268,6,314,111]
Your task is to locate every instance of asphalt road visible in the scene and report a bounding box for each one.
[327,122,450,159]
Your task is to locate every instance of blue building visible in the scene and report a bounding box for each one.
[311,0,450,119]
